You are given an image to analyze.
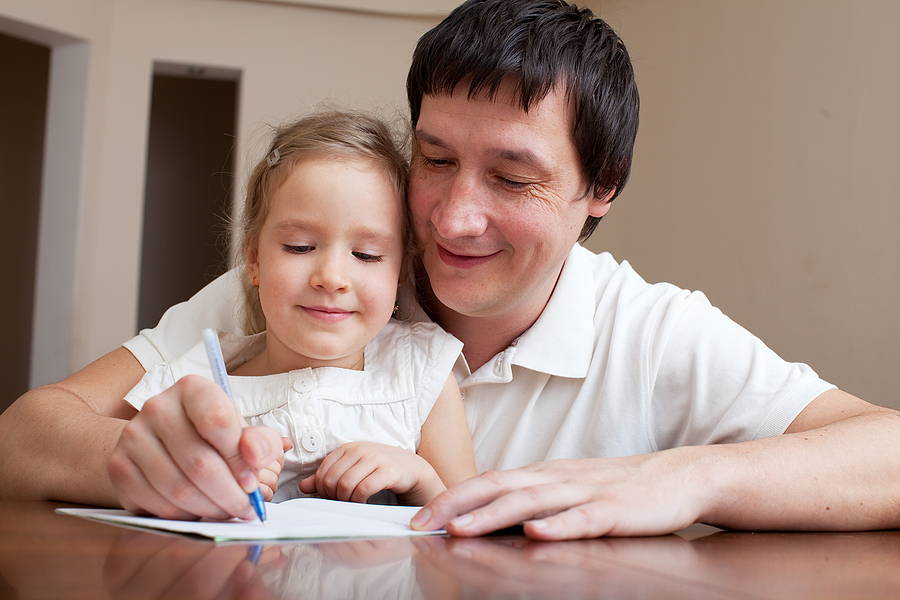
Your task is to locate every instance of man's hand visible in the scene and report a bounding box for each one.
[298,441,445,505]
[411,389,900,540]
[108,374,284,520]
[410,450,706,540]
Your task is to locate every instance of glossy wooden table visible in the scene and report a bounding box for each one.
[1,501,898,599]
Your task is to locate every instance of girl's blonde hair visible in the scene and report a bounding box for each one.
[235,109,410,333]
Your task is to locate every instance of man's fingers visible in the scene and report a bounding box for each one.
[148,376,255,518]
[522,502,616,540]
[149,391,252,518]
[110,374,286,521]
[411,470,526,531]
[413,467,602,537]
[112,405,230,520]
[108,451,198,520]
[445,482,588,537]
[178,375,244,460]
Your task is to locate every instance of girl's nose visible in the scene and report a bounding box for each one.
[310,253,349,292]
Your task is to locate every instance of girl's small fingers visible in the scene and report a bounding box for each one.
[349,469,391,504]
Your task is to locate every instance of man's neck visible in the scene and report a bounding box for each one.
[419,280,548,373]
[437,311,530,373]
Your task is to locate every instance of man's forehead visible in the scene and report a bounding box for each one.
[421,78,572,119]
[416,86,575,150]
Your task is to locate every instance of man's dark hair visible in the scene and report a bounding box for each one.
[407,0,639,240]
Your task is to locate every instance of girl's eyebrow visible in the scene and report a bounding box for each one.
[271,220,312,236]
[272,220,399,248]
[350,228,398,249]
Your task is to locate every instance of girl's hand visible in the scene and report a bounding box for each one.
[258,437,292,501]
[298,442,445,506]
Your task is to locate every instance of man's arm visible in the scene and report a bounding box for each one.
[0,347,142,504]
[411,388,900,539]
[702,388,900,531]
[0,347,283,520]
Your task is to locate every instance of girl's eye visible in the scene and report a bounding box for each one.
[284,245,313,254]
[353,252,383,263]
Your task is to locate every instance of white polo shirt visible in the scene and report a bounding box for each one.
[440,245,834,471]
[123,244,834,473]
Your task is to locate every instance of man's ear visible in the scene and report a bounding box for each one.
[589,187,616,219]
[246,242,260,287]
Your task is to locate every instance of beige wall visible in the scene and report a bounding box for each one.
[592,1,900,409]
[0,0,442,372]
[3,0,896,412]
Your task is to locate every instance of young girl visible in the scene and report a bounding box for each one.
[125,110,476,506]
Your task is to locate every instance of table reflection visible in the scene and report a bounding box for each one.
[1,502,898,600]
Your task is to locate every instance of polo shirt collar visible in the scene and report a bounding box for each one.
[510,244,596,378]
[401,245,596,380]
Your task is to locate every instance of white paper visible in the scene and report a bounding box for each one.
[57,497,445,541]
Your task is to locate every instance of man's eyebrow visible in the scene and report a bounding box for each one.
[414,129,450,150]
[415,128,548,172]
[489,147,546,171]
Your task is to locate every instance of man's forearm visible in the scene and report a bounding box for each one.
[0,346,144,505]
[699,402,900,531]
[0,386,127,504]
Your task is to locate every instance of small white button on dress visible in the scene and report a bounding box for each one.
[293,376,314,393]
[300,430,323,452]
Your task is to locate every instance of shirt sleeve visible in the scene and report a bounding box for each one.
[123,361,176,410]
[122,269,248,370]
[407,322,464,423]
[646,287,835,448]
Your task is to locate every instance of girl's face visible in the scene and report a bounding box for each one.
[247,158,404,372]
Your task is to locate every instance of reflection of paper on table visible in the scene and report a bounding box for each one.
[57,497,445,541]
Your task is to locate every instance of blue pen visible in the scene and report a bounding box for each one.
[246,543,264,566]
[201,328,268,525]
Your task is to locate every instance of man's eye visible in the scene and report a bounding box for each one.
[421,156,453,168]
[353,252,383,263]
[284,245,313,254]
[498,176,528,190]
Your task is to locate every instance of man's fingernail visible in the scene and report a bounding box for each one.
[449,513,474,529]
[411,508,431,528]
[528,519,548,530]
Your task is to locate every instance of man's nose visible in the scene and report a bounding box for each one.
[431,172,489,239]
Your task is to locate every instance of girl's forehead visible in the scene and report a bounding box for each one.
[277,156,400,194]
[266,158,403,233]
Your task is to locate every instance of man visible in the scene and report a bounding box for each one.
[1,0,898,539]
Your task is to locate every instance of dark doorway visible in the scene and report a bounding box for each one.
[0,32,50,412]
[138,65,240,331]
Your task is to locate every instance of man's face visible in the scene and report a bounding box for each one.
[410,81,611,331]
